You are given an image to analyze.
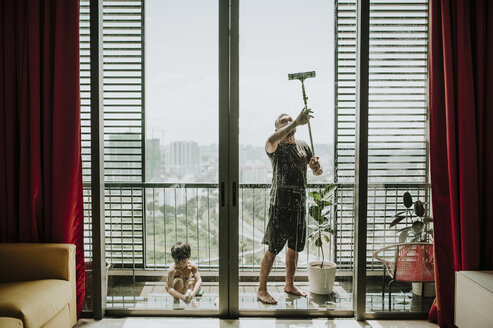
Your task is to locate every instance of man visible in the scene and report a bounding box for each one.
[257,108,323,304]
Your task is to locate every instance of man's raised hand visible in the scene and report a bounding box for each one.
[294,107,313,126]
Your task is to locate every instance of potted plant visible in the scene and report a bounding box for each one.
[390,191,434,297]
[390,191,433,243]
[307,183,337,295]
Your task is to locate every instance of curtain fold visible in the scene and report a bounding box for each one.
[428,0,493,326]
[0,0,84,316]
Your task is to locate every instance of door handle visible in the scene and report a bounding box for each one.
[220,182,225,207]
[232,181,237,207]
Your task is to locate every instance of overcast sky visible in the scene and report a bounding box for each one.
[145,0,334,147]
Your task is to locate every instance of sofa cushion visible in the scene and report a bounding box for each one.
[0,280,71,328]
[42,305,69,328]
[0,317,23,328]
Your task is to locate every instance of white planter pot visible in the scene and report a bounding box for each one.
[308,261,337,295]
[412,282,436,297]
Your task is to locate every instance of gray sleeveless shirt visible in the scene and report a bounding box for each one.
[267,140,312,208]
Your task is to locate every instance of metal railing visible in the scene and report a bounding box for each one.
[83,182,430,274]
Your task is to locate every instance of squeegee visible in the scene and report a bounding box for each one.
[288,71,316,157]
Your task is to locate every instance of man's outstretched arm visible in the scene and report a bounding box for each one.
[265,108,313,154]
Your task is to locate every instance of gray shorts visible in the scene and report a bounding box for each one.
[262,205,306,255]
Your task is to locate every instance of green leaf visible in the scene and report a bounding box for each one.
[397,226,412,233]
[315,237,322,247]
[307,224,319,231]
[308,232,316,240]
[324,200,333,206]
[412,221,425,234]
[324,227,334,234]
[308,192,321,202]
[389,215,406,228]
[414,200,425,217]
[399,230,409,243]
[317,200,333,209]
[403,192,413,208]
[324,195,334,203]
[320,184,337,199]
[394,211,406,217]
[323,235,330,243]
[309,205,322,220]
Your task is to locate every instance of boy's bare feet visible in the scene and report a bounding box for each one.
[257,290,278,304]
[284,285,307,297]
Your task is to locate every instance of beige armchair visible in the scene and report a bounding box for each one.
[0,243,77,328]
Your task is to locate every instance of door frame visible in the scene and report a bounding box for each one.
[89,0,371,320]
[218,0,239,318]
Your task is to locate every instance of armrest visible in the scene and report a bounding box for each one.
[0,243,76,283]
[373,242,432,264]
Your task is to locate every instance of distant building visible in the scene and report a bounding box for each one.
[240,160,270,183]
[146,138,161,181]
[167,141,199,176]
[239,145,271,183]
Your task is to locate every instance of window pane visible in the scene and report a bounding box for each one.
[332,0,433,313]
[238,0,353,312]
[82,0,220,312]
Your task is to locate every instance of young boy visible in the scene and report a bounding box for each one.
[165,241,202,304]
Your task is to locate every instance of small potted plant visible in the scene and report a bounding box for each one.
[307,183,337,295]
[389,191,433,243]
[390,191,434,297]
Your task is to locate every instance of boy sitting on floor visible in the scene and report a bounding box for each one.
[165,241,203,304]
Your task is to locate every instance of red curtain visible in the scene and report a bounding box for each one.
[0,0,84,316]
[428,0,493,326]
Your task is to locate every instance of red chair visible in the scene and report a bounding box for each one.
[373,243,434,309]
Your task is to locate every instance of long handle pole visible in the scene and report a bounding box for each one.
[301,80,315,157]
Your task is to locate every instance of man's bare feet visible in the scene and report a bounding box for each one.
[257,290,278,304]
[284,285,307,297]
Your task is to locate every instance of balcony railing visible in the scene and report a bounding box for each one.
[83,182,430,274]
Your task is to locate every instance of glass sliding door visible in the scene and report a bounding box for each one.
[362,0,433,315]
[93,0,221,314]
[237,0,354,314]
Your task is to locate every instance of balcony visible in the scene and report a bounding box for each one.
[83,182,433,312]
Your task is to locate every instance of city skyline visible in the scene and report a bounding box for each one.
[143,137,334,183]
